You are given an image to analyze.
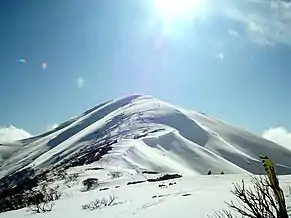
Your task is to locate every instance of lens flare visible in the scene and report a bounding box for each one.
[42,62,47,70]
[16,58,27,63]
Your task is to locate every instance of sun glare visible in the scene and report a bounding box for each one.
[154,0,202,22]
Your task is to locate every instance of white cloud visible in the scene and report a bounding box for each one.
[76,76,85,88]
[222,0,291,46]
[262,126,291,149]
[47,124,59,131]
[215,53,224,60]
[150,0,291,46]
[0,126,32,143]
[228,29,240,37]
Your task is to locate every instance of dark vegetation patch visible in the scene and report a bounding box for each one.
[182,193,191,197]
[82,178,99,191]
[142,171,160,174]
[147,174,182,182]
[99,187,109,191]
[85,167,104,171]
[0,168,39,213]
[127,180,146,185]
[0,168,62,214]
[158,184,168,188]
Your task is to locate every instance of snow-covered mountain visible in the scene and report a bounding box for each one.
[1,94,291,178]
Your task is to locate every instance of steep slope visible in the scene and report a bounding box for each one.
[1,95,291,178]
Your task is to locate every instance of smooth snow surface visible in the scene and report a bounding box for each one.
[1,95,291,177]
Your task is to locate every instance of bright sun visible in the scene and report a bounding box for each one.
[154,0,202,22]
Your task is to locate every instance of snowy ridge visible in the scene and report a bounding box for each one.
[1,94,291,178]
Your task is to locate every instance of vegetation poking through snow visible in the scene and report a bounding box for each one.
[82,195,118,210]
[82,178,99,191]
[85,167,104,171]
[142,171,160,174]
[127,180,146,185]
[108,171,123,179]
[210,176,290,218]
[27,183,62,213]
[0,168,39,213]
[147,174,182,182]
[99,187,109,191]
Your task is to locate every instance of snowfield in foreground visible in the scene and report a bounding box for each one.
[1,167,291,218]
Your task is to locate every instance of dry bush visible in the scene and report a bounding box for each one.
[82,195,118,210]
[210,210,234,218]
[210,176,289,218]
[53,169,79,183]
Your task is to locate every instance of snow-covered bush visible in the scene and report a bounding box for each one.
[108,171,123,179]
[82,195,118,210]
[210,176,289,218]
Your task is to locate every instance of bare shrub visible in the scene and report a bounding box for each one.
[210,210,234,218]
[82,178,99,191]
[28,201,55,213]
[108,171,123,179]
[82,195,118,210]
[53,169,79,183]
[210,176,288,218]
[26,183,62,213]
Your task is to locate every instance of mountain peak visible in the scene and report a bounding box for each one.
[1,95,291,179]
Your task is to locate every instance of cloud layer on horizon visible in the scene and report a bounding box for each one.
[0,126,32,143]
[262,126,291,149]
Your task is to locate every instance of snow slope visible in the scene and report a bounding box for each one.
[1,94,291,178]
[1,168,291,218]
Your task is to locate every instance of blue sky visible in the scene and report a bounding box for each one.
[1,0,291,138]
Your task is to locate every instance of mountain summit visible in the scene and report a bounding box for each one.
[1,94,291,178]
